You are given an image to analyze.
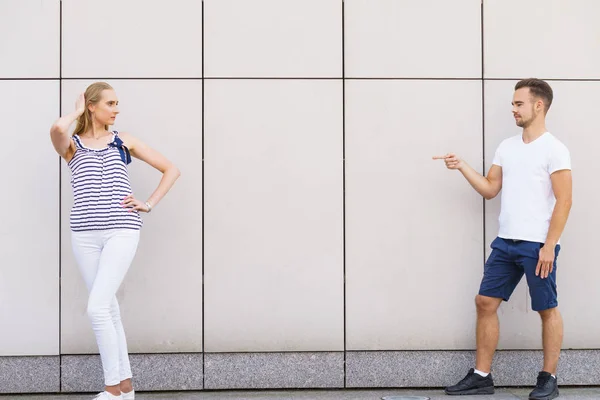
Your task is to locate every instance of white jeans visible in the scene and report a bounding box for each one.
[71,229,140,386]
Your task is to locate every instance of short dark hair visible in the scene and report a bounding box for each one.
[514,78,553,113]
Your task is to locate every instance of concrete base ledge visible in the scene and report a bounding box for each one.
[346,350,600,387]
[61,353,203,392]
[1,350,599,393]
[0,356,59,394]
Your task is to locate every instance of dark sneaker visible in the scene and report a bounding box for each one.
[529,371,559,400]
[445,368,495,395]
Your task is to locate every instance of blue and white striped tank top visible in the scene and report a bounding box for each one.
[68,131,143,232]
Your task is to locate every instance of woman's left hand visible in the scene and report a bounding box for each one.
[121,194,149,212]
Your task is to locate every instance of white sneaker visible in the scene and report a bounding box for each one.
[93,392,122,400]
[122,390,135,400]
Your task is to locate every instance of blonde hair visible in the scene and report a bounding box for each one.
[73,82,114,136]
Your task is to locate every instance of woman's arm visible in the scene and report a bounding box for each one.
[50,93,84,160]
[120,132,181,212]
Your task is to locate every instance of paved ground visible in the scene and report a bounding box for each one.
[2,388,600,400]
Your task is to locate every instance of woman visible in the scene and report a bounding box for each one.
[50,82,180,400]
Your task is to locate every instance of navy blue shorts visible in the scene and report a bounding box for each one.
[479,237,560,312]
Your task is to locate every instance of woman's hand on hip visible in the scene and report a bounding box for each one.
[121,194,150,213]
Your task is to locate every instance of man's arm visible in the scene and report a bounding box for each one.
[545,170,573,246]
[536,169,573,278]
[432,153,502,200]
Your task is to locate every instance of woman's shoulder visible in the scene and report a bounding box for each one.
[114,131,139,149]
[114,130,133,139]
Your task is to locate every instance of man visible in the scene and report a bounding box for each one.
[434,78,572,400]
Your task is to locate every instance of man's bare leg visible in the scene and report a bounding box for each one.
[539,307,563,374]
[475,295,503,373]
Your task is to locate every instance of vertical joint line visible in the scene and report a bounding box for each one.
[58,0,63,392]
[201,0,206,390]
[481,0,486,266]
[341,0,347,388]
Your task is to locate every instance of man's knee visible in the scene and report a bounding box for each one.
[538,306,560,321]
[475,294,501,314]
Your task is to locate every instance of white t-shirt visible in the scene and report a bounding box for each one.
[492,132,571,243]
